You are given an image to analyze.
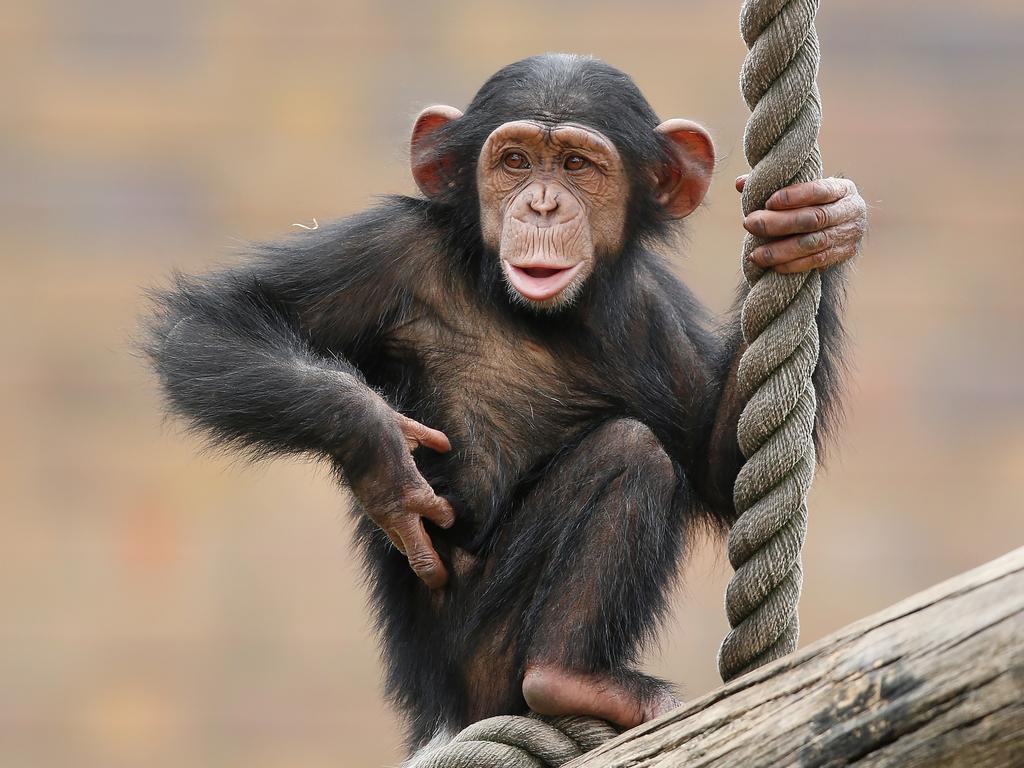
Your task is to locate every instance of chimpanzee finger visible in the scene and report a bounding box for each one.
[397,414,452,453]
[749,227,834,268]
[376,524,407,552]
[743,192,863,239]
[765,177,856,211]
[735,175,748,193]
[423,494,457,529]
[395,517,448,589]
[771,247,847,274]
[403,481,456,529]
[383,526,406,554]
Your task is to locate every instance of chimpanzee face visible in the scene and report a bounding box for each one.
[475,120,629,310]
[408,60,715,313]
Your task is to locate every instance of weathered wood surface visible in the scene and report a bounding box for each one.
[571,547,1024,767]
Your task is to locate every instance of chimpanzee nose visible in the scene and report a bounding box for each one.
[527,182,559,215]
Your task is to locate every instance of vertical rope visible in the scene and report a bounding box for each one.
[718,0,824,682]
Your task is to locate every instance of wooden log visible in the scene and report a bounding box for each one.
[570,547,1024,767]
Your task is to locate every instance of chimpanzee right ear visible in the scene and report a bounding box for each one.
[411,105,464,198]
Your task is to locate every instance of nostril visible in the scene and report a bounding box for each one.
[527,187,558,214]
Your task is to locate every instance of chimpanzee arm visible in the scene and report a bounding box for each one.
[649,173,863,523]
[640,256,849,525]
[144,199,457,587]
[145,203,411,476]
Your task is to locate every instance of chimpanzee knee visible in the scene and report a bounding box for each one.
[518,418,686,672]
[585,418,676,486]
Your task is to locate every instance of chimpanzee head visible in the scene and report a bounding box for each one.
[410,54,715,312]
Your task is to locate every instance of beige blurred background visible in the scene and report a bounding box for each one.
[2,1,1023,766]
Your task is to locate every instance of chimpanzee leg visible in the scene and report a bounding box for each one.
[498,418,690,728]
[369,417,692,748]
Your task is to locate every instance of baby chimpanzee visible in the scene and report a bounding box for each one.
[145,53,866,755]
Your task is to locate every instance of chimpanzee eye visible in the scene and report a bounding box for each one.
[564,155,590,171]
[502,151,530,170]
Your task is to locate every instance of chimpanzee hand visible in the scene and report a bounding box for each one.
[352,410,456,590]
[736,176,867,273]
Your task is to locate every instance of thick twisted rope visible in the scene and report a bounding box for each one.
[717,0,824,682]
[410,715,618,768]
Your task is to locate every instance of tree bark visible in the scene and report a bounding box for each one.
[571,546,1024,767]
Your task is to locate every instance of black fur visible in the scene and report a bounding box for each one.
[142,54,847,752]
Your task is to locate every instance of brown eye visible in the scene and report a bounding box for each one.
[564,155,589,171]
[503,151,530,170]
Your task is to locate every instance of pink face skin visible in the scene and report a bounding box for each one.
[476,120,630,311]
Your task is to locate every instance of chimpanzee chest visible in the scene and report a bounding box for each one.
[388,310,617,515]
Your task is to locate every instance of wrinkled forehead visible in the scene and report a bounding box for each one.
[480,120,621,161]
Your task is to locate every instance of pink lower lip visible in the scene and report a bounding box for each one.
[504,262,583,301]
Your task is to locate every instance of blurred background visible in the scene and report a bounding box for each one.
[2,1,1023,766]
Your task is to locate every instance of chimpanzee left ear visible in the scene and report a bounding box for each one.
[654,119,716,218]
[411,105,464,198]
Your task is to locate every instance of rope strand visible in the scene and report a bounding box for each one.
[718,0,824,683]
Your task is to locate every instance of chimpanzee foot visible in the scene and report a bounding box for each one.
[522,664,679,730]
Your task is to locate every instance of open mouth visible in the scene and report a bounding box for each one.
[503,262,584,302]
[521,267,563,279]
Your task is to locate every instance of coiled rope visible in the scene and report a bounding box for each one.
[412,715,618,768]
[413,0,825,762]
